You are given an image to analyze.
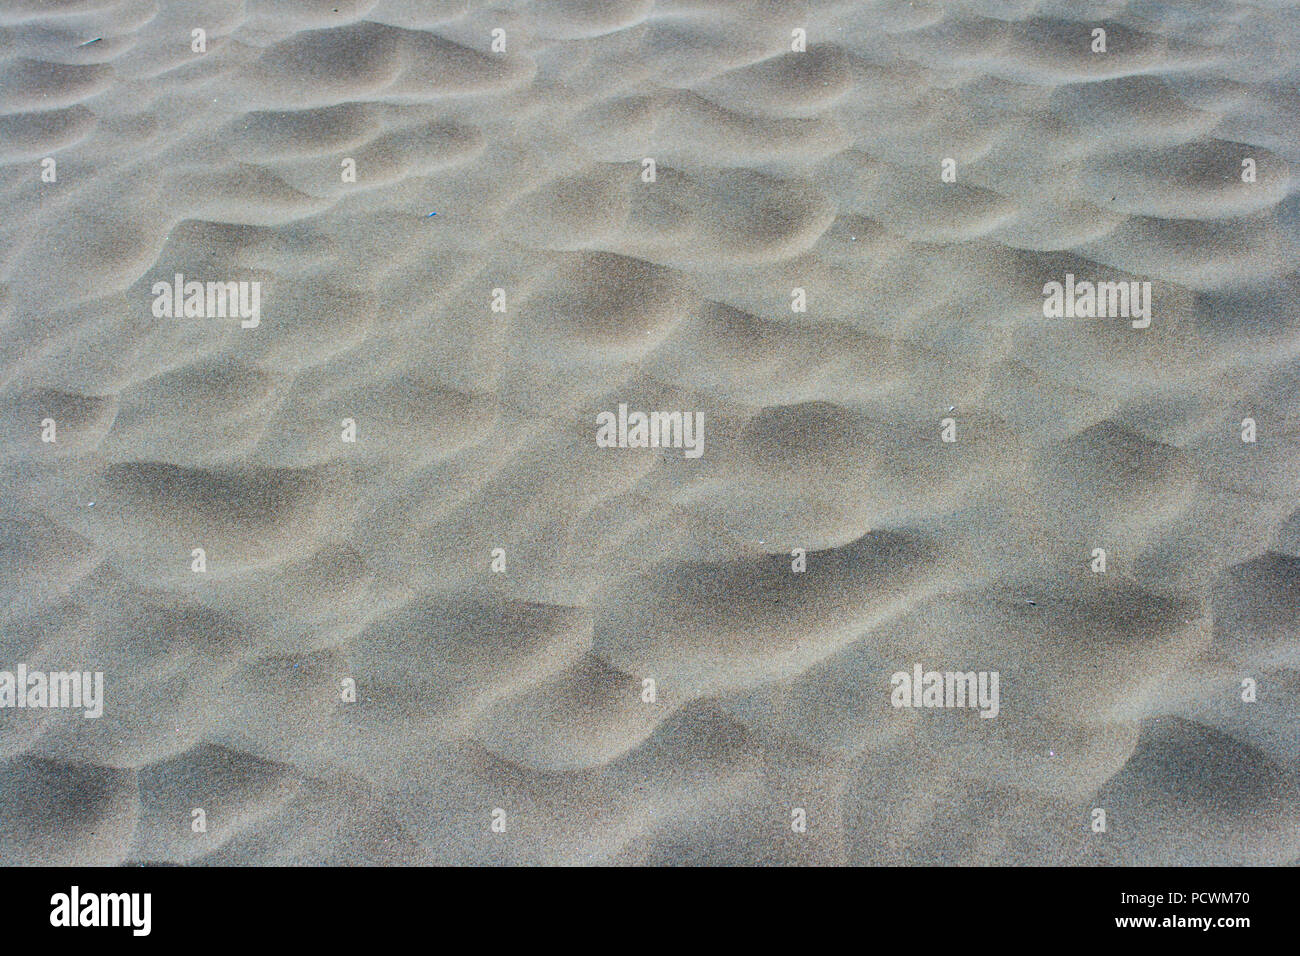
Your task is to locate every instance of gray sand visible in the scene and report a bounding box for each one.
[0,0,1297,865]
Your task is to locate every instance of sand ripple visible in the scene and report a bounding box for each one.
[0,0,1297,864]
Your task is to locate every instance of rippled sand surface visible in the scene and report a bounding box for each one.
[1,0,1297,865]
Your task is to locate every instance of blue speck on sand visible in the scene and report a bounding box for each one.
[426,212,437,217]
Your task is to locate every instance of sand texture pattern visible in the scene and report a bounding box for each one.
[0,0,1298,865]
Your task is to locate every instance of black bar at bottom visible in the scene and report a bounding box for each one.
[0,865,1281,943]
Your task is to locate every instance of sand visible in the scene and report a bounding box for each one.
[0,0,1297,866]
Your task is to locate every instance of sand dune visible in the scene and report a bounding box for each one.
[0,0,1297,865]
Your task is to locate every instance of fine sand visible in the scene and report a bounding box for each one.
[1,0,1298,865]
